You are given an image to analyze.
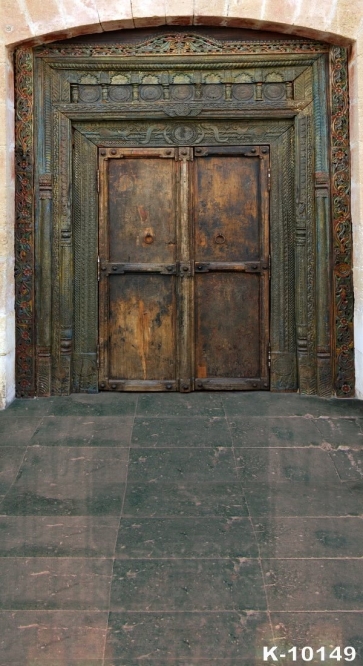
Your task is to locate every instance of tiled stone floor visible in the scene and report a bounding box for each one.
[0,392,362,665]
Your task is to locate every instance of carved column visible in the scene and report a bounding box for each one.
[295,114,317,394]
[315,172,332,395]
[36,174,52,396]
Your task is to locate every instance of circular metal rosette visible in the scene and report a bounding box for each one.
[232,84,254,101]
[139,85,163,101]
[166,124,202,144]
[170,85,194,101]
[78,85,101,103]
[263,83,286,101]
[108,85,132,102]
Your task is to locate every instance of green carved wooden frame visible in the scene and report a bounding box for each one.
[14,33,353,396]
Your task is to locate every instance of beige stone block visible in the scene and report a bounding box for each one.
[194,0,228,22]
[0,220,14,256]
[0,348,15,409]
[335,0,363,39]
[96,0,134,29]
[0,0,32,45]
[0,313,15,357]
[0,258,14,315]
[354,348,363,399]
[166,0,194,25]
[24,0,100,36]
[130,0,166,27]
[0,44,6,63]
[225,0,264,20]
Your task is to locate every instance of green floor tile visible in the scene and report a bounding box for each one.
[111,558,266,611]
[116,516,258,558]
[243,482,361,517]
[262,559,363,610]
[48,393,138,416]
[0,447,128,515]
[128,448,236,483]
[31,416,133,446]
[253,516,363,557]
[0,415,43,445]
[132,416,232,447]
[329,450,363,481]
[228,416,323,447]
[123,482,249,517]
[222,393,363,418]
[0,448,27,494]
[0,558,113,610]
[270,612,363,665]
[0,516,120,556]
[235,448,340,484]
[105,611,273,661]
[5,397,55,415]
[0,610,108,666]
[314,417,363,448]
[137,393,224,417]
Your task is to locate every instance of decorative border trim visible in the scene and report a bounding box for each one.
[37,33,330,58]
[15,46,35,397]
[330,46,354,396]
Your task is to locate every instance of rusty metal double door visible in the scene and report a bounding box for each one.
[98,144,270,392]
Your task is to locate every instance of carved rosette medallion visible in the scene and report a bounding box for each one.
[167,124,201,144]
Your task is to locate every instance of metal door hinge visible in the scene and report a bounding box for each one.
[97,255,100,281]
[267,342,271,369]
[96,344,100,369]
[267,168,271,191]
[97,170,100,193]
[268,254,271,280]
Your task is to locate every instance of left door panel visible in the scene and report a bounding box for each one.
[98,148,179,391]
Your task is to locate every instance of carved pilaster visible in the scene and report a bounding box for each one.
[270,126,297,391]
[73,130,98,392]
[295,114,316,394]
[315,171,333,396]
[330,47,354,396]
[36,174,53,396]
[15,47,35,398]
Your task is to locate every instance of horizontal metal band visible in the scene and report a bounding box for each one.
[194,261,268,273]
[99,379,177,391]
[194,377,269,390]
[101,262,177,275]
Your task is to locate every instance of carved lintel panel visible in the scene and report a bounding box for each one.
[74,119,293,147]
[36,33,330,58]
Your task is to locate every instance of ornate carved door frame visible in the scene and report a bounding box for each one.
[14,32,353,397]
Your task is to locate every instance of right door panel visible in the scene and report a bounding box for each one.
[193,146,270,390]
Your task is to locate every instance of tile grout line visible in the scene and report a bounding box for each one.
[101,394,139,666]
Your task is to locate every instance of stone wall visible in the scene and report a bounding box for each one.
[1,0,363,406]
